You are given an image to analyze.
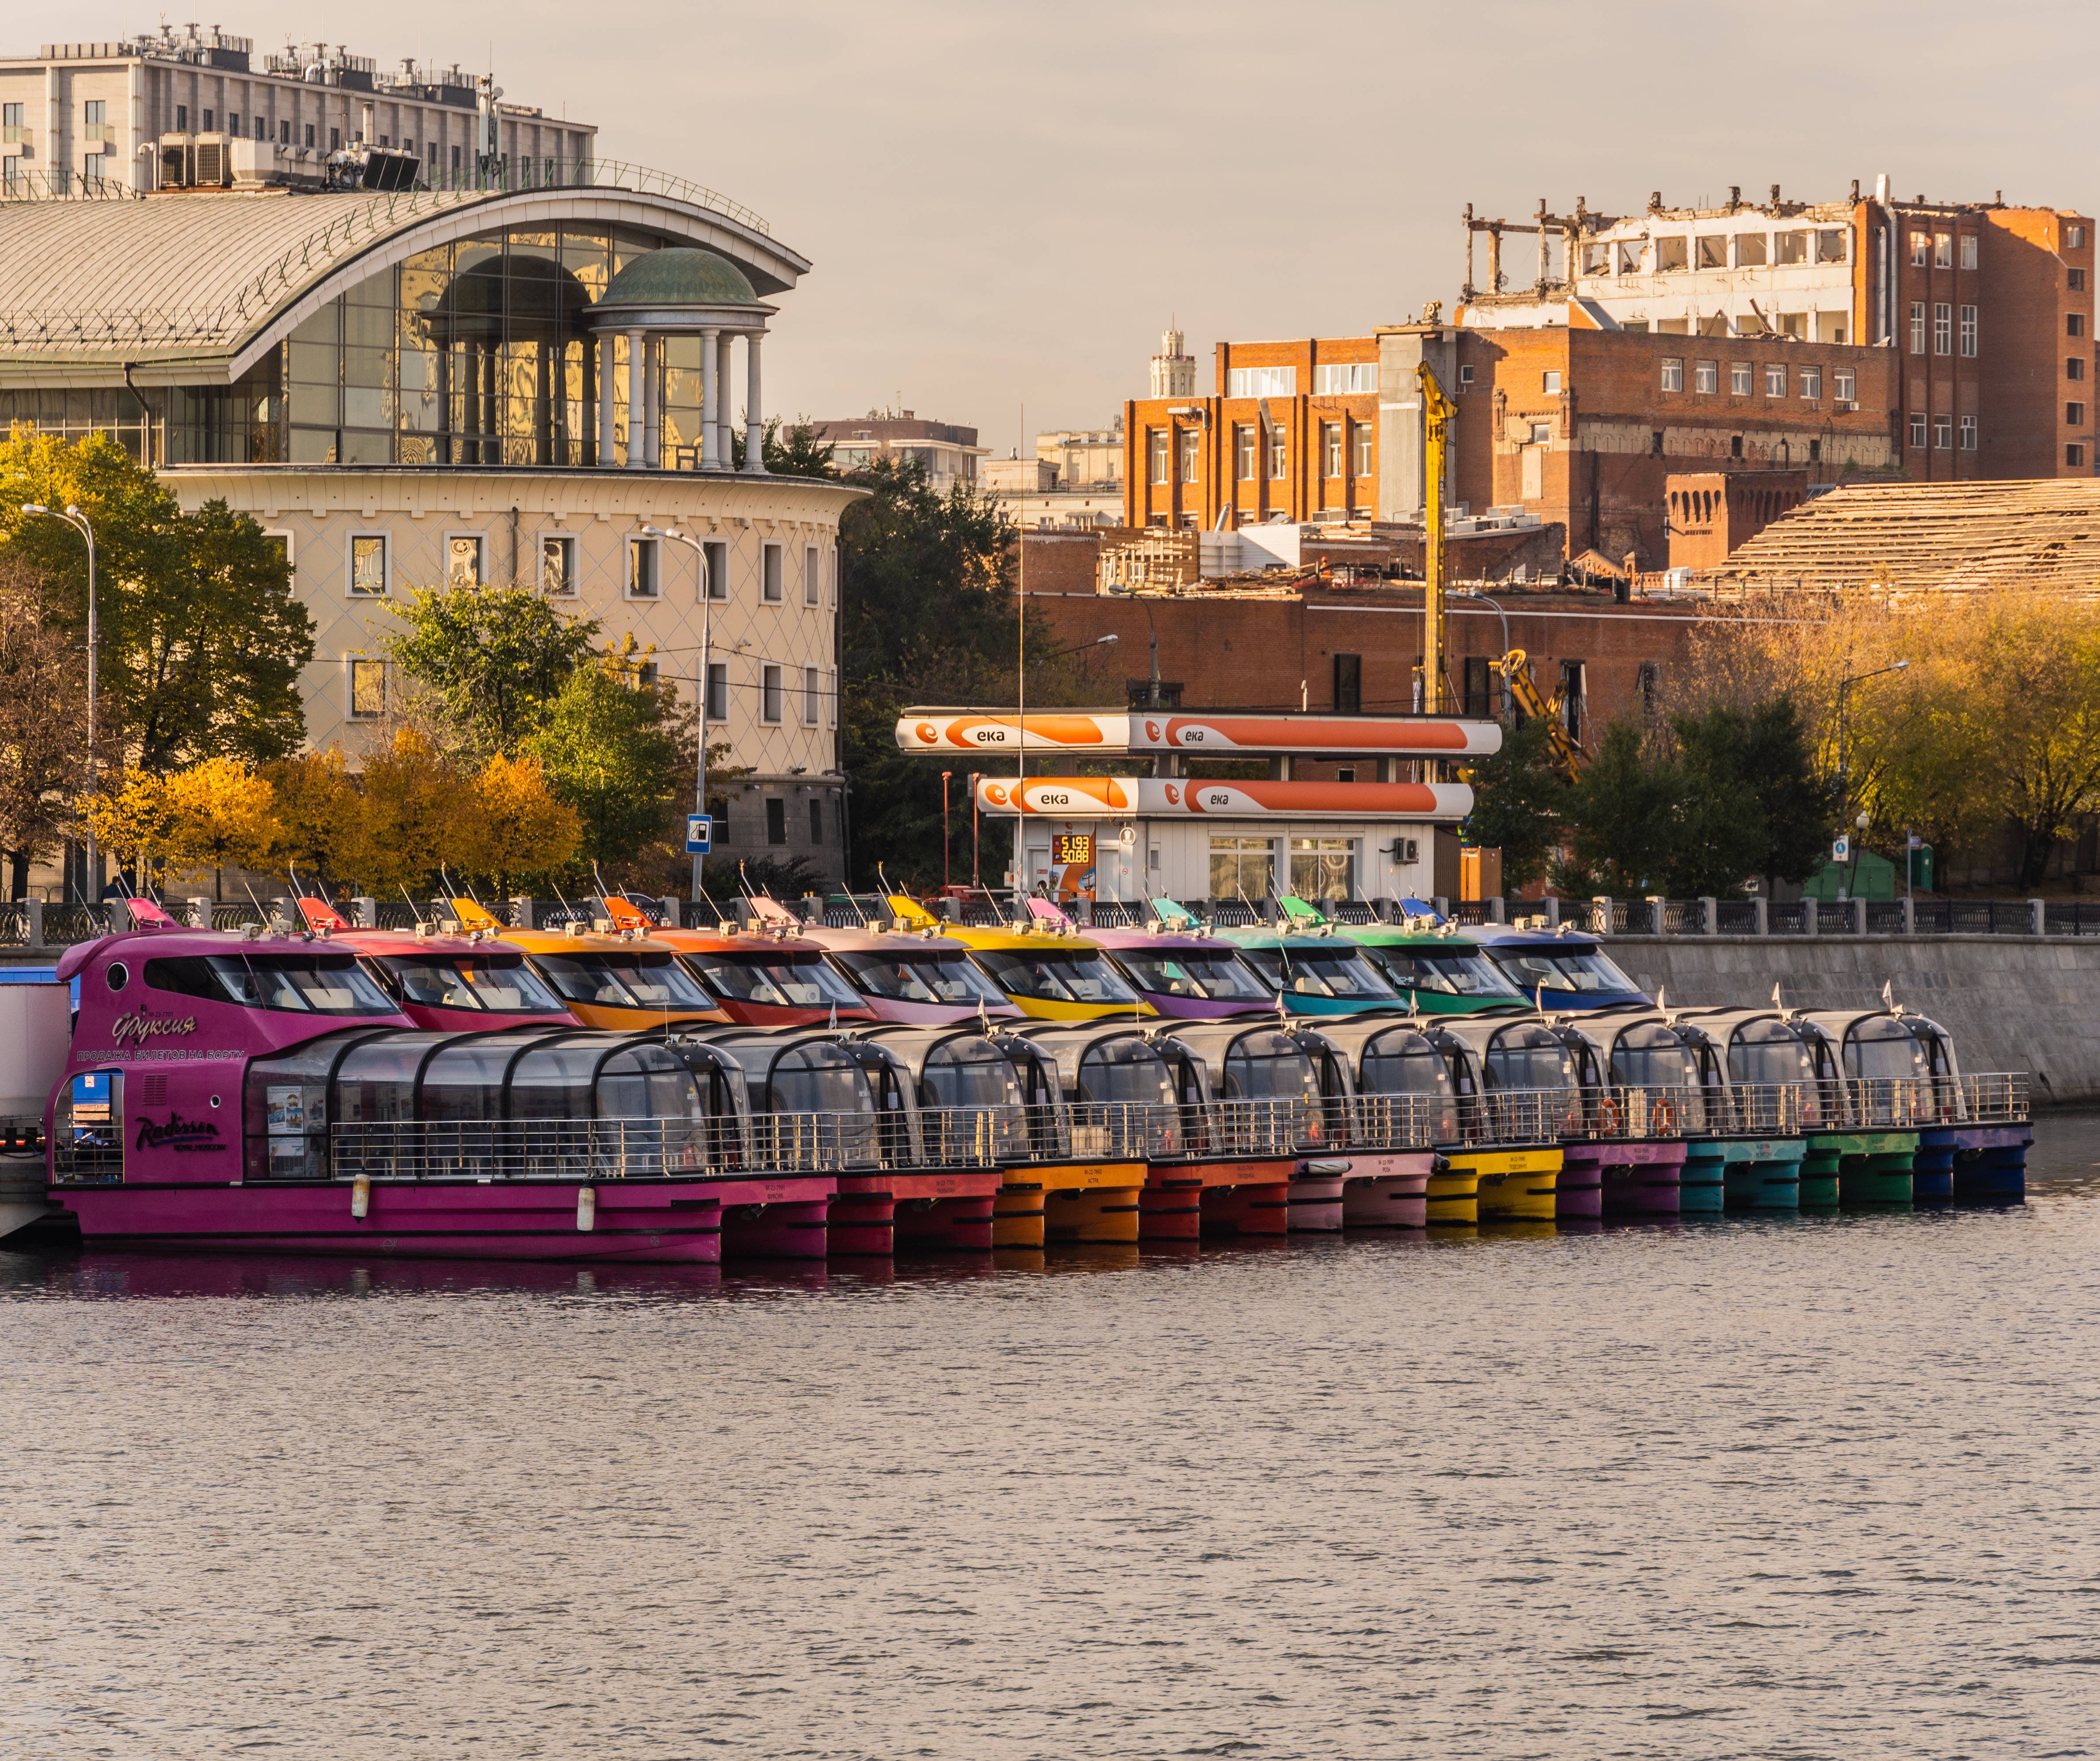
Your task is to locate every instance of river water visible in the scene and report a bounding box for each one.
[3,1121,2097,1761]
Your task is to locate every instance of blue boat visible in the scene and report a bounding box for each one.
[1467,925,1652,1012]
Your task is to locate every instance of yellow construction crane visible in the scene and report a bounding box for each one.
[1493,647,1588,783]
[1416,361,1455,714]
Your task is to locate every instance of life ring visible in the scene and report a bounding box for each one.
[1652,1094,1678,1135]
[1595,1094,1621,1136]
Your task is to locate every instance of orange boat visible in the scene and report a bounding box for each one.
[445,897,729,1032]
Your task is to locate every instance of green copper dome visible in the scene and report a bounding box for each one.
[596,247,761,309]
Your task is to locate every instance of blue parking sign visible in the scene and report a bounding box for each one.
[685,814,713,855]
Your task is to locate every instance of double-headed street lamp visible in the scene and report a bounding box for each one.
[640,526,716,902]
[21,503,98,899]
[1835,659,1909,903]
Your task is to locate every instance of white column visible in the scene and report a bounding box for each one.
[700,327,720,468]
[623,328,645,470]
[643,334,661,468]
[718,332,736,466]
[744,330,765,475]
[597,331,616,467]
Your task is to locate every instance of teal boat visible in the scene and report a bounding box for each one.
[1211,902,1410,1019]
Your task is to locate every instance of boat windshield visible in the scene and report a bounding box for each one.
[1485,1035,1577,1094]
[684,952,866,1010]
[1238,946,1399,1001]
[373,954,569,1014]
[830,950,1011,1007]
[143,952,397,1016]
[970,947,1142,1006]
[1223,1033,1320,1102]
[919,1041,1027,1159]
[1728,1020,1816,1085]
[1490,943,1644,996]
[530,953,718,1012]
[1077,1040,1176,1107]
[1609,1026,1698,1090]
[1365,946,1524,998]
[1113,948,1271,1002]
[1846,1018,1927,1081]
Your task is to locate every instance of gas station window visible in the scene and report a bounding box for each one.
[1209,836,1274,903]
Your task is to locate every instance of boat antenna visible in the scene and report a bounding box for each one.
[240,878,284,936]
[400,884,429,928]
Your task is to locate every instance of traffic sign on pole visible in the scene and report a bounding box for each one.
[685,814,713,855]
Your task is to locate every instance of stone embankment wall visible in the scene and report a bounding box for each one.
[1608,936,2100,1107]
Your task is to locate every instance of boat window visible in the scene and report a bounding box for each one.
[1367,947,1524,998]
[143,952,396,1015]
[333,1032,456,1123]
[1267,947,1400,1001]
[832,950,1010,1007]
[243,1029,379,1179]
[531,953,716,1012]
[1903,1017,1960,1082]
[510,1039,614,1119]
[1727,1020,1815,1085]
[1608,1024,1698,1090]
[1359,1028,1459,1140]
[375,954,568,1014]
[51,1070,124,1185]
[1845,1018,1927,1082]
[763,1046,877,1117]
[921,1042,1026,1111]
[1488,943,1644,997]
[1223,1031,1320,1103]
[1077,1039,1176,1107]
[1485,1029,1577,1094]
[971,948,1141,1006]
[420,1037,532,1121]
[685,948,869,1011]
[596,1045,707,1121]
[1113,948,1271,1002]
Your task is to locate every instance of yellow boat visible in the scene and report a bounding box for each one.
[889,896,1157,1024]
[446,897,730,1032]
[1441,1145,1563,1223]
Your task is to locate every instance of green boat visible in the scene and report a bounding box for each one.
[1272,897,1530,1019]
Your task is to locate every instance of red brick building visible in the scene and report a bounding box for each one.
[1664,471,1809,571]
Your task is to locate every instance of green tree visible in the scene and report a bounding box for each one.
[0,560,86,898]
[1555,720,1689,898]
[836,457,1096,888]
[1674,696,1832,893]
[386,582,599,758]
[526,643,688,867]
[1462,715,1572,892]
[732,416,838,478]
[0,429,314,773]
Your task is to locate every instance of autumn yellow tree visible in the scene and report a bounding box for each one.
[90,758,283,901]
[262,744,368,893]
[457,752,583,898]
[335,726,469,900]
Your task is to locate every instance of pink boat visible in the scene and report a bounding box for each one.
[796,920,1024,1025]
[292,895,583,1032]
[43,907,835,1263]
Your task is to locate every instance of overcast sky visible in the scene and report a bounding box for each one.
[41,0,2099,453]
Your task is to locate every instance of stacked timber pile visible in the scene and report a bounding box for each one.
[1714,479,2100,595]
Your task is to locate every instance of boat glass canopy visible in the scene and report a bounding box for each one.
[144,951,398,1016]
[969,947,1142,1007]
[1363,946,1523,999]
[827,949,1010,1008]
[1112,947,1271,1003]
[1238,945,1399,1001]
[1487,943,1644,998]
[369,952,570,1015]
[530,951,718,1013]
[683,950,869,1010]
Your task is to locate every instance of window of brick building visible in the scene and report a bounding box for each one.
[1322,423,1342,477]
[2071,357,2087,382]
[1909,411,1928,448]
[1800,366,1822,400]
[1269,427,1287,479]
[1934,233,1953,269]
[1178,429,1199,484]
[1637,661,1661,721]
[1463,656,1493,719]
[1149,429,1168,484]
[1910,301,1927,353]
[1934,302,1953,355]
[1765,362,1787,397]
[1934,414,1953,450]
[1236,425,1256,480]
[2071,313,2087,338]
[1731,361,1751,394]
[1835,368,1856,403]
[2073,269,2089,292]
[1332,653,1362,714]
[1458,364,1475,387]
[1961,234,1978,271]
[1960,416,1978,450]
[1650,430,1664,455]
[2070,403,2087,427]
[1659,357,1683,392]
[1354,426,1373,477]
[1909,232,1930,267]
[1954,305,1976,357]
[1558,661,1586,744]
[1543,370,1562,393]
[2071,225,2088,249]
[1730,433,1743,458]
[2070,443,2087,467]
[1694,360,1717,394]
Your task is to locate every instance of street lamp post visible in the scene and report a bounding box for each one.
[22,504,97,900]
[642,526,717,905]
[1451,589,1511,722]
[1835,659,1908,903]
[1116,587,1161,709]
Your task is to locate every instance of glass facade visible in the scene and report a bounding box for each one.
[0,220,699,471]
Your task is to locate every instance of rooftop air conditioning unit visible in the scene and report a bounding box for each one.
[192,132,232,188]
[157,132,193,187]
